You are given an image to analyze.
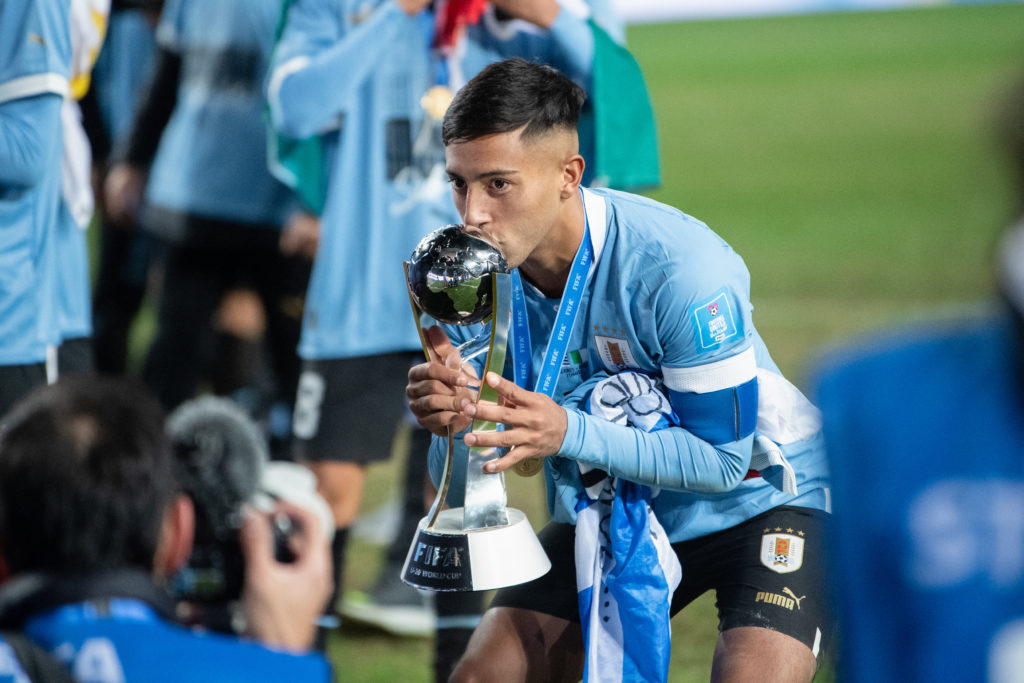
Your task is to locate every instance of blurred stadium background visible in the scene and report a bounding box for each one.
[110,1,1024,680]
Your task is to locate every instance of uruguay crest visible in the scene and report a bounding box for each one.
[760,533,804,574]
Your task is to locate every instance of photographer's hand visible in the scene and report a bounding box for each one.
[240,501,332,652]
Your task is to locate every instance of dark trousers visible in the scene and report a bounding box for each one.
[142,235,310,413]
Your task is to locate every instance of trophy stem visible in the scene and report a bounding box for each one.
[425,426,455,529]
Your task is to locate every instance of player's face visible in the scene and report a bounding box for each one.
[445,128,575,270]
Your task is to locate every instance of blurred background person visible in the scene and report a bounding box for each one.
[104,0,315,458]
[85,0,162,377]
[812,76,1024,683]
[267,2,648,675]
[0,0,70,420]
[0,375,333,680]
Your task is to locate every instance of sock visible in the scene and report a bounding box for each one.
[327,527,349,616]
[384,426,431,569]
[433,590,487,682]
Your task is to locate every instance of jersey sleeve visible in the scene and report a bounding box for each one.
[654,263,759,447]
[0,0,70,105]
[0,0,68,189]
[267,0,406,139]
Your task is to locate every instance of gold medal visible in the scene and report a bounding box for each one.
[512,457,543,477]
[421,85,455,121]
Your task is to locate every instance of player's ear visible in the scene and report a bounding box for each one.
[154,494,195,579]
[560,153,585,200]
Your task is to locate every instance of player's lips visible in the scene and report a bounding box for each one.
[461,226,505,260]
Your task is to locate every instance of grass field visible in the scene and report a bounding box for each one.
[314,4,1024,681]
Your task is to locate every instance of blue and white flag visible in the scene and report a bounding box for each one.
[575,372,683,683]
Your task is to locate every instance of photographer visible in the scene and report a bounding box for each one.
[0,376,333,680]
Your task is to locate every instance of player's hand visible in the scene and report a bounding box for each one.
[395,0,432,16]
[406,326,478,436]
[240,501,331,652]
[462,371,567,473]
[103,163,147,227]
[279,210,320,260]
[489,0,559,28]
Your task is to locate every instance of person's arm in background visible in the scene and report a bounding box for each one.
[0,95,63,190]
[103,43,179,225]
[488,0,624,83]
[267,0,431,140]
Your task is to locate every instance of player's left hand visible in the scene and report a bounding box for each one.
[462,371,567,474]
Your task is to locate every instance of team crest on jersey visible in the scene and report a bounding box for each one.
[594,335,637,372]
[760,533,804,574]
[691,290,740,352]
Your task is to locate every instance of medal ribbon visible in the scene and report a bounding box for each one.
[510,193,594,398]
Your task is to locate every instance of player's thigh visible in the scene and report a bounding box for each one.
[291,353,419,464]
[452,607,583,683]
[674,505,831,672]
[463,523,583,682]
[711,626,816,683]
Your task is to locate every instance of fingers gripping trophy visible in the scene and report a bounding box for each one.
[401,225,550,592]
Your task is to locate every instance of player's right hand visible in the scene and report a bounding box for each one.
[406,326,478,436]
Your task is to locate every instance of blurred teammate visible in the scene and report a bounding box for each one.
[105,0,313,448]
[0,0,70,419]
[86,0,161,376]
[407,58,832,683]
[267,2,623,668]
[0,375,333,680]
[813,78,1024,683]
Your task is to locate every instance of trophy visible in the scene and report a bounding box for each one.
[400,225,551,592]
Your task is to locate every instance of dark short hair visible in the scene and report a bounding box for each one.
[442,58,586,145]
[0,376,172,574]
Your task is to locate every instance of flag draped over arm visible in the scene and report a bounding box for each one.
[574,372,682,683]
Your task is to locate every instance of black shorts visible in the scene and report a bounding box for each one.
[291,352,421,464]
[0,362,46,422]
[491,505,831,663]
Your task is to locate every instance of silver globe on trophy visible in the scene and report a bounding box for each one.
[400,225,550,592]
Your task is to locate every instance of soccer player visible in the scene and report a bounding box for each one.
[0,375,333,680]
[87,0,161,376]
[406,58,833,682]
[267,0,623,666]
[0,0,70,419]
[812,78,1024,683]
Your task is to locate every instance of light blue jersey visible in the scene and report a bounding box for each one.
[268,0,620,361]
[432,188,830,542]
[145,0,294,228]
[0,0,70,365]
[814,312,1024,683]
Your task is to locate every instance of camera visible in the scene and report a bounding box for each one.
[164,397,332,633]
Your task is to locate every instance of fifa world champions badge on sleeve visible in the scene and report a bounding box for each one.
[401,225,550,592]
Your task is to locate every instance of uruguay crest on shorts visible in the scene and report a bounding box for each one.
[760,533,805,574]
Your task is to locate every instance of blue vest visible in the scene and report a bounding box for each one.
[814,311,1024,682]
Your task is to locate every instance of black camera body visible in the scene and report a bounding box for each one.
[170,498,299,604]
